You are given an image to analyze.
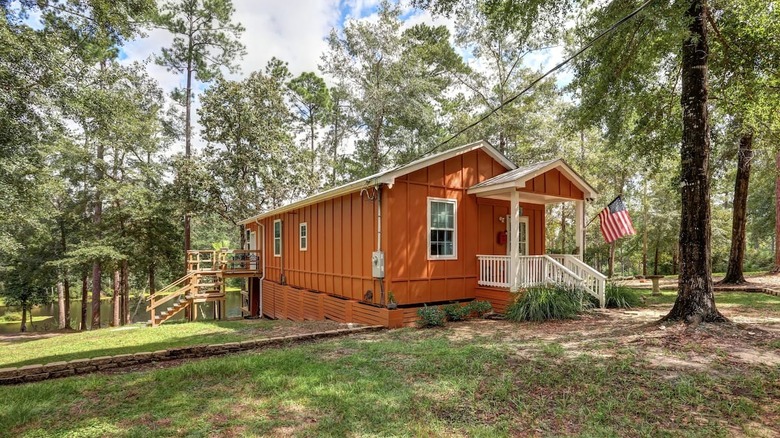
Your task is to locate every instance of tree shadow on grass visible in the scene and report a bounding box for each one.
[0,320,282,368]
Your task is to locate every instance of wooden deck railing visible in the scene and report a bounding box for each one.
[186,249,262,273]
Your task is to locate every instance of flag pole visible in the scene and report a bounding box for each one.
[585,194,622,228]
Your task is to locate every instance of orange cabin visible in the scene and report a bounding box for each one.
[239,140,605,327]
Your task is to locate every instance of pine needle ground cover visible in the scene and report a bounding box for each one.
[2,292,779,437]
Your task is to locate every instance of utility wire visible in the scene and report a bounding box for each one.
[411,0,657,161]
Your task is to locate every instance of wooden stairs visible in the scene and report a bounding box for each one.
[147,271,226,326]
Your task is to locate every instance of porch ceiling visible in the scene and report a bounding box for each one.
[474,190,583,205]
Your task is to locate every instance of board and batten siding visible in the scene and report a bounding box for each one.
[384,149,511,305]
[245,149,585,309]
[476,200,546,256]
[248,190,389,302]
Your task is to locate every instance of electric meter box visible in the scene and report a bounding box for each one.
[371,251,385,278]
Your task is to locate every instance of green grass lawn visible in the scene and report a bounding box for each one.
[0,315,53,325]
[0,320,292,368]
[2,324,778,437]
[2,291,778,436]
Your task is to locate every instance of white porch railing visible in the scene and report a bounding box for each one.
[477,255,511,287]
[548,254,607,308]
[477,254,606,308]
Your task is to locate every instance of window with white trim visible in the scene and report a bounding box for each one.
[428,198,457,259]
[273,219,282,257]
[299,222,308,251]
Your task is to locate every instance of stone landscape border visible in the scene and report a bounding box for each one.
[0,325,384,385]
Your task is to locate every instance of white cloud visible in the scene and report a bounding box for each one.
[120,0,343,153]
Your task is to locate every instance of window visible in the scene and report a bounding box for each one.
[428,198,457,259]
[299,222,308,251]
[273,219,282,257]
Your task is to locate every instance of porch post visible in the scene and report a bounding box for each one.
[575,200,584,258]
[510,189,521,292]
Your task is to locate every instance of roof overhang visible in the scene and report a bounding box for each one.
[239,140,515,225]
[467,158,599,201]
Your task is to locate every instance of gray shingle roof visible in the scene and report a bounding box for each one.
[470,158,561,189]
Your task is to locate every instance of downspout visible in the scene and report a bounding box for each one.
[376,184,386,306]
[255,219,265,318]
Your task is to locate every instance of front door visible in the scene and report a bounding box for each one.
[506,216,529,256]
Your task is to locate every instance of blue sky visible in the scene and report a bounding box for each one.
[114,0,570,151]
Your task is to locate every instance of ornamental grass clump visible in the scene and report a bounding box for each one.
[506,284,592,322]
[604,282,643,309]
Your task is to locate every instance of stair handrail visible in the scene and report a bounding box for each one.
[147,273,195,314]
[557,255,607,307]
[542,255,583,284]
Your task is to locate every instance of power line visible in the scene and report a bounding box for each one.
[412,0,657,161]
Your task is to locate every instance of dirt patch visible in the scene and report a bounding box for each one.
[437,307,780,371]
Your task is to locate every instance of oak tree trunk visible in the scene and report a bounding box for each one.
[663,0,725,323]
[720,131,753,284]
[20,306,27,333]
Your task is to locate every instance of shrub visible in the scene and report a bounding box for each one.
[604,282,642,309]
[505,284,592,322]
[442,303,469,321]
[0,312,23,323]
[417,305,447,327]
[465,300,492,317]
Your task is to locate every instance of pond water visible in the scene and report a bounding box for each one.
[0,292,245,334]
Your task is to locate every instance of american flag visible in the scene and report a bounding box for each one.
[599,196,636,243]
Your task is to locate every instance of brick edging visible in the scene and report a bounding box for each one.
[0,325,384,385]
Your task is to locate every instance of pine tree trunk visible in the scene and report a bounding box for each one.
[608,242,616,277]
[663,0,725,323]
[149,263,156,294]
[642,181,648,277]
[112,270,121,326]
[653,242,660,275]
[720,131,753,284]
[91,262,101,329]
[80,273,88,330]
[183,23,194,273]
[560,205,566,253]
[121,260,130,324]
[63,278,71,329]
[773,151,780,273]
[57,281,66,329]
